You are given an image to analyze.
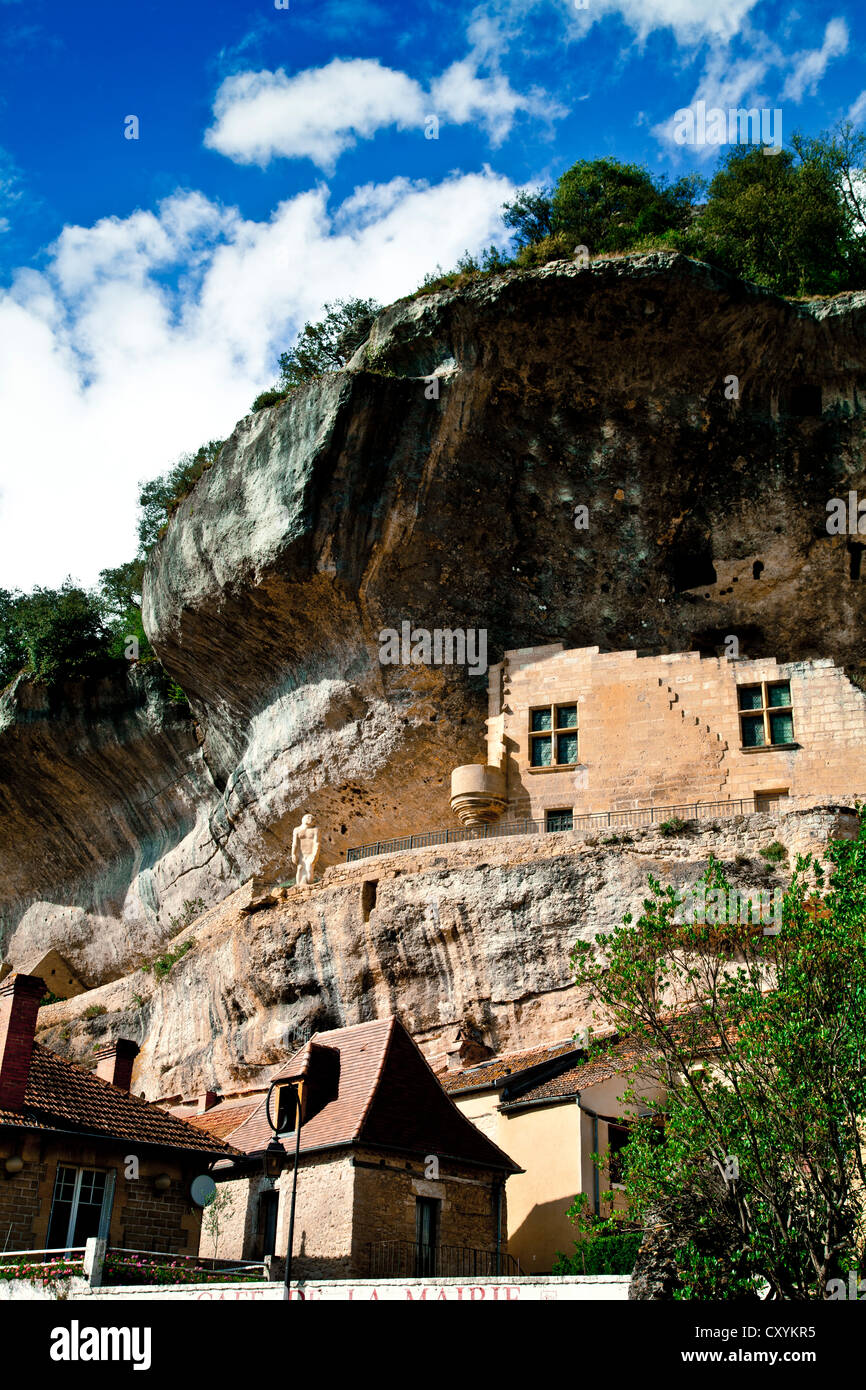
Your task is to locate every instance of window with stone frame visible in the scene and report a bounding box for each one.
[529,703,578,767]
[737,681,794,748]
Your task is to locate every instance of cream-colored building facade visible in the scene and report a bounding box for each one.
[452,644,866,829]
[443,1037,660,1273]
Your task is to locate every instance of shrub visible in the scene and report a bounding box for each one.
[137,439,224,553]
[251,388,288,412]
[760,840,787,863]
[141,939,194,980]
[553,1231,642,1276]
[83,1004,107,1018]
[658,816,689,837]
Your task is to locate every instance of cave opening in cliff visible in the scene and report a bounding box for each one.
[361,880,378,921]
[779,383,823,418]
[670,544,717,593]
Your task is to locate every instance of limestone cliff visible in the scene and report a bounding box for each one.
[4,251,866,988]
[34,806,850,1100]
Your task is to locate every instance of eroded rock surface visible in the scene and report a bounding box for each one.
[34,806,843,1101]
[4,253,866,985]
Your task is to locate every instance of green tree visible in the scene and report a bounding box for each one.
[0,588,28,689]
[571,830,866,1300]
[501,188,554,249]
[691,137,865,295]
[277,297,381,390]
[551,158,701,254]
[7,581,112,686]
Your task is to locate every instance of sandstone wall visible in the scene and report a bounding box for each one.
[33,804,852,1103]
[493,644,866,821]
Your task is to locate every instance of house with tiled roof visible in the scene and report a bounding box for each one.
[0,973,238,1259]
[188,1016,522,1278]
[440,1031,663,1272]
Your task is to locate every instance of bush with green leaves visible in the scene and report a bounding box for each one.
[553,1226,642,1276]
[658,816,689,837]
[759,840,787,863]
[137,439,224,552]
[571,828,866,1300]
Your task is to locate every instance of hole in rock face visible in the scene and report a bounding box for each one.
[752,560,764,580]
[779,383,822,417]
[361,880,378,921]
[670,543,716,593]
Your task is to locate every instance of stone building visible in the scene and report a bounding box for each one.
[187,1016,521,1277]
[451,644,866,830]
[0,973,235,1257]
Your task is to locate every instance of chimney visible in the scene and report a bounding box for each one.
[199,1089,219,1113]
[94,1038,139,1091]
[0,974,44,1110]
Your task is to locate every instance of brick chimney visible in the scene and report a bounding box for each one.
[199,1089,219,1113]
[94,1038,139,1091]
[0,974,44,1110]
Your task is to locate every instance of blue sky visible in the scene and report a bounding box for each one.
[1,0,864,588]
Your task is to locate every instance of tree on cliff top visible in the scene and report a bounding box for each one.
[690,136,866,296]
[502,158,701,265]
[0,581,112,688]
[277,297,382,390]
[571,826,866,1299]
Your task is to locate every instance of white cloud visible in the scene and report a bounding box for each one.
[848,90,866,126]
[205,59,426,170]
[0,171,514,591]
[205,53,561,169]
[781,17,848,102]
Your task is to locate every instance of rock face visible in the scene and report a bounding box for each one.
[34,806,844,1100]
[0,666,224,985]
[4,252,866,985]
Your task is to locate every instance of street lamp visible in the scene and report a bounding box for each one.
[264,1077,304,1298]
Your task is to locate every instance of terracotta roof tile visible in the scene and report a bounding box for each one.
[502,1039,651,1106]
[212,1017,520,1173]
[438,1038,582,1094]
[0,1044,238,1156]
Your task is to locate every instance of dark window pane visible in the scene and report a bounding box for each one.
[530,735,552,767]
[738,685,763,711]
[767,682,791,708]
[546,810,574,833]
[557,731,578,764]
[741,714,765,747]
[556,704,577,729]
[769,711,794,744]
[71,1170,107,1247]
[530,708,552,732]
[47,1166,77,1248]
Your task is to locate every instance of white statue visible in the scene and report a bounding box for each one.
[291,814,321,887]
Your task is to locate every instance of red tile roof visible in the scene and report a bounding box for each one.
[438,1036,600,1094]
[500,1039,652,1107]
[183,1100,260,1140]
[198,1017,520,1173]
[0,1043,238,1156]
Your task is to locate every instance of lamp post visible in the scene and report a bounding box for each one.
[264,1077,303,1299]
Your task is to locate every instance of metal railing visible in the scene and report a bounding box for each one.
[367,1240,522,1278]
[347,797,759,863]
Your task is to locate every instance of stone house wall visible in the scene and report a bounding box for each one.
[489,644,866,823]
[0,1130,204,1255]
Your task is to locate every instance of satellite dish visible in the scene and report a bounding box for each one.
[190,1174,217,1207]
